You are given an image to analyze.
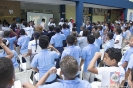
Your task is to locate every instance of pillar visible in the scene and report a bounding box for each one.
[60,5,66,20]
[123,8,128,21]
[76,1,83,33]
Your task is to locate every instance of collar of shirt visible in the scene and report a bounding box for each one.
[41,49,48,52]
[88,44,94,46]
[58,78,80,84]
[67,45,75,48]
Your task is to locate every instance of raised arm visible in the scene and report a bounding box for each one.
[0,38,14,59]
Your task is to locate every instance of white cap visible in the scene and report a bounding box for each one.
[70,17,72,19]
[61,18,64,20]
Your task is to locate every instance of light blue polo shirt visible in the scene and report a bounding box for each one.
[81,44,98,72]
[38,78,92,88]
[61,28,70,38]
[17,35,30,54]
[126,54,133,70]
[122,31,126,39]
[5,36,17,50]
[61,45,82,66]
[121,47,133,64]
[31,49,60,82]
[50,33,66,47]
[94,39,101,52]
[0,50,19,68]
[130,26,133,35]
[104,39,114,51]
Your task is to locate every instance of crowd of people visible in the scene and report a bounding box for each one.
[0,17,133,88]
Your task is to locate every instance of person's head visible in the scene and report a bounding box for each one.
[80,26,84,31]
[128,36,133,47]
[72,28,76,32]
[103,29,108,35]
[39,35,49,49]
[86,21,90,25]
[42,19,45,22]
[70,19,72,22]
[21,19,25,23]
[0,57,14,88]
[4,21,9,27]
[49,26,54,31]
[62,23,67,29]
[55,26,61,33]
[35,25,43,33]
[106,32,114,40]
[93,31,100,39]
[92,26,98,33]
[2,39,9,47]
[4,30,10,37]
[82,29,89,37]
[104,48,122,66]
[87,35,95,44]
[33,31,41,40]
[60,55,78,79]
[128,68,133,87]
[10,23,17,32]
[20,29,26,35]
[98,26,103,31]
[116,28,122,35]
[66,35,75,45]
[23,21,28,27]
[73,23,76,28]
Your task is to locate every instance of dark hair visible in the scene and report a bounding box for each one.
[55,26,61,33]
[72,28,76,31]
[4,31,10,37]
[107,32,114,40]
[21,19,24,23]
[20,29,25,35]
[60,55,78,79]
[0,57,14,88]
[87,35,95,44]
[66,25,70,29]
[73,23,76,28]
[66,35,75,45]
[131,68,133,82]
[82,29,89,37]
[10,23,17,32]
[39,35,49,49]
[33,31,41,52]
[93,26,98,31]
[116,28,122,34]
[98,26,103,31]
[105,48,122,63]
[93,31,100,39]
[42,19,45,22]
[49,26,54,31]
[23,21,28,27]
[63,23,67,29]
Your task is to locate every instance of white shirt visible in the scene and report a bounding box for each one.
[28,40,41,55]
[68,22,73,31]
[40,22,46,29]
[58,22,64,26]
[2,27,10,31]
[97,66,125,87]
[126,30,131,40]
[0,30,4,38]
[23,27,34,38]
[78,37,88,49]
[114,35,123,49]
[79,31,83,36]
[48,22,56,27]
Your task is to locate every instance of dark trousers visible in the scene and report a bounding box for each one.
[55,47,64,68]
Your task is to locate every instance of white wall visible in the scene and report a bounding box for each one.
[127,9,133,21]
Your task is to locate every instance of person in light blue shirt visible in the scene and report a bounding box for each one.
[23,56,92,88]
[93,31,101,52]
[17,29,30,54]
[80,35,98,83]
[4,30,17,50]
[104,32,114,51]
[0,39,19,69]
[31,35,60,84]
[61,23,70,38]
[50,26,66,52]
[61,35,82,66]
[121,36,133,69]
[50,26,66,68]
[130,23,133,35]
